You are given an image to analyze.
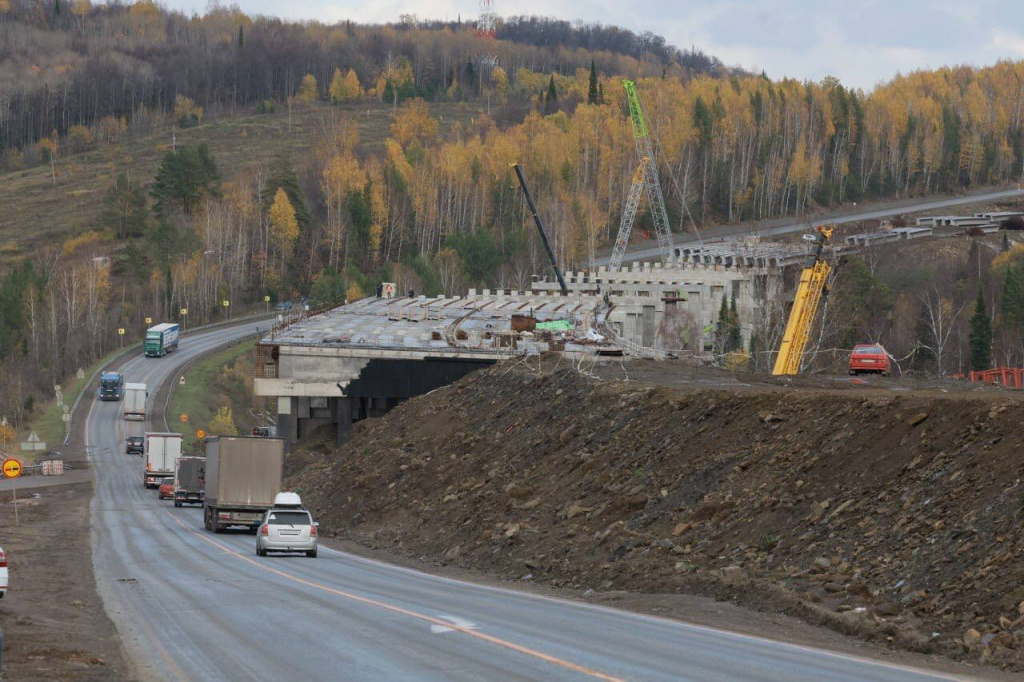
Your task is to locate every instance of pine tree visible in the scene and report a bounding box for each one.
[1002,266,1024,332]
[102,172,149,239]
[597,82,604,105]
[587,59,598,105]
[1002,231,1009,252]
[544,75,558,114]
[151,144,221,216]
[716,295,730,354]
[54,0,61,15]
[238,25,244,49]
[727,292,742,352]
[969,288,992,371]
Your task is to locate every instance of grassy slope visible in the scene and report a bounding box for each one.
[14,346,126,462]
[0,99,481,269]
[166,340,260,451]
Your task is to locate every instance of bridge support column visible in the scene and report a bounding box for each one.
[336,397,353,446]
[276,397,295,453]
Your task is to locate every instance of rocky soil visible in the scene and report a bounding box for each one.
[287,363,1024,671]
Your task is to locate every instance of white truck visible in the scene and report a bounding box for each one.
[144,432,183,488]
[123,383,148,421]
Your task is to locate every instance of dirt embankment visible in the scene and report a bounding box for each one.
[287,364,1024,671]
[1,485,128,680]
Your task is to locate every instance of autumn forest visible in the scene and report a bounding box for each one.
[2,0,1024,426]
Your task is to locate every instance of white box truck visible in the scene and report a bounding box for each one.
[123,383,147,421]
[145,432,183,488]
[203,436,284,533]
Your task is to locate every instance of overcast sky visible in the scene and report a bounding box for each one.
[165,0,1024,91]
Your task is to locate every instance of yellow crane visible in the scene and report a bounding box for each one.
[772,225,834,376]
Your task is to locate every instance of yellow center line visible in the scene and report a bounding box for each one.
[164,510,624,681]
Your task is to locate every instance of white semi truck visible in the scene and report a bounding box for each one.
[144,432,183,488]
[123,383,147,421]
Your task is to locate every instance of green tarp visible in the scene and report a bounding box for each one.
[535,320,573,332]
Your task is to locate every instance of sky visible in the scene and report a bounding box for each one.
[165,0,1024,91]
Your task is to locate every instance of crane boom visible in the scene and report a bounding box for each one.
[609,157,649,270]
[611,80,674,267]
[511,163,569,295]
[772,226,834,376]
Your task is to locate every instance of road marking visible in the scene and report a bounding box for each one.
[430,614,479,635]
[85,383,192,682]
[314,546,964,681]
[163,511,623,681]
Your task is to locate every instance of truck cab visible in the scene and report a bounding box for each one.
[99,372,124,401]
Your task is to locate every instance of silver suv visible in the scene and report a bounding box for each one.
[256,508,318,558]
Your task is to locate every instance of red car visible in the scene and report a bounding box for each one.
[849,343,891,376]
[158,477,176,500]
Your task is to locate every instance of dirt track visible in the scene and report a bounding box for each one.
[1,483,128,680]
[288,361,1024,672]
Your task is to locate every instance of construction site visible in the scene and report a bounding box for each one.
[243,79,1024,673]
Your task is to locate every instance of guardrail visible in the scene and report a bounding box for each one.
[62,312,275,448]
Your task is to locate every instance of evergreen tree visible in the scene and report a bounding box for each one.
[101,172,149,238]
[727,292,742,352]
[587,59,598,105]
[597,82,604,105]
[969,288,992,371]
[1001,266,1024,332]
[238,25,244,49]
[544,75,558,114]
[716,295,730,354]
[151,144,221,216]
[54,0,61,15]
[1002,231,1009,252]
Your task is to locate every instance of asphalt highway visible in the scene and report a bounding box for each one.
[87,322,967,681]
[599,186,1024,265]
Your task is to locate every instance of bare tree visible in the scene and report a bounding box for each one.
[917,285,967,375]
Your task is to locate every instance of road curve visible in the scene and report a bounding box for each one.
[600,187,1024,266]
[88,322,964,681]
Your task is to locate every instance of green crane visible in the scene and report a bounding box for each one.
[610,80,674,270]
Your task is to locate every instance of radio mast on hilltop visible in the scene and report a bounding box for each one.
[477,0,498,68]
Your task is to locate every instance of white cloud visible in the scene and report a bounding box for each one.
[991,29,1024,58]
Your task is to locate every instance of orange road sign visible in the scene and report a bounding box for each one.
[179,414,189,423]
[196,429,206,439]
[2,458,23,478]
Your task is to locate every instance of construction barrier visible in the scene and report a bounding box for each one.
[959,367,1024,389]
[41,460,65,476]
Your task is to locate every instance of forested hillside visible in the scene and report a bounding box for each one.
[2,0,1024,433]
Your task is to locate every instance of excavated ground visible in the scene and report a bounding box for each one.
[287,362,1024,671]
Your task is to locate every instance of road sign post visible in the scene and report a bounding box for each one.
[3,458,22,526]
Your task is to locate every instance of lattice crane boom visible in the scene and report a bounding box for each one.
[610,157,649,269]
[771,226,834,376]
[610,79,674,267]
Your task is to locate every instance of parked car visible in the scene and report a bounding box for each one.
[849,343,891,376]
[126,436,144,455]
[274,301,292,311]
[158,477,176,500]
[256,493,318,558]
[0,545,7,599]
